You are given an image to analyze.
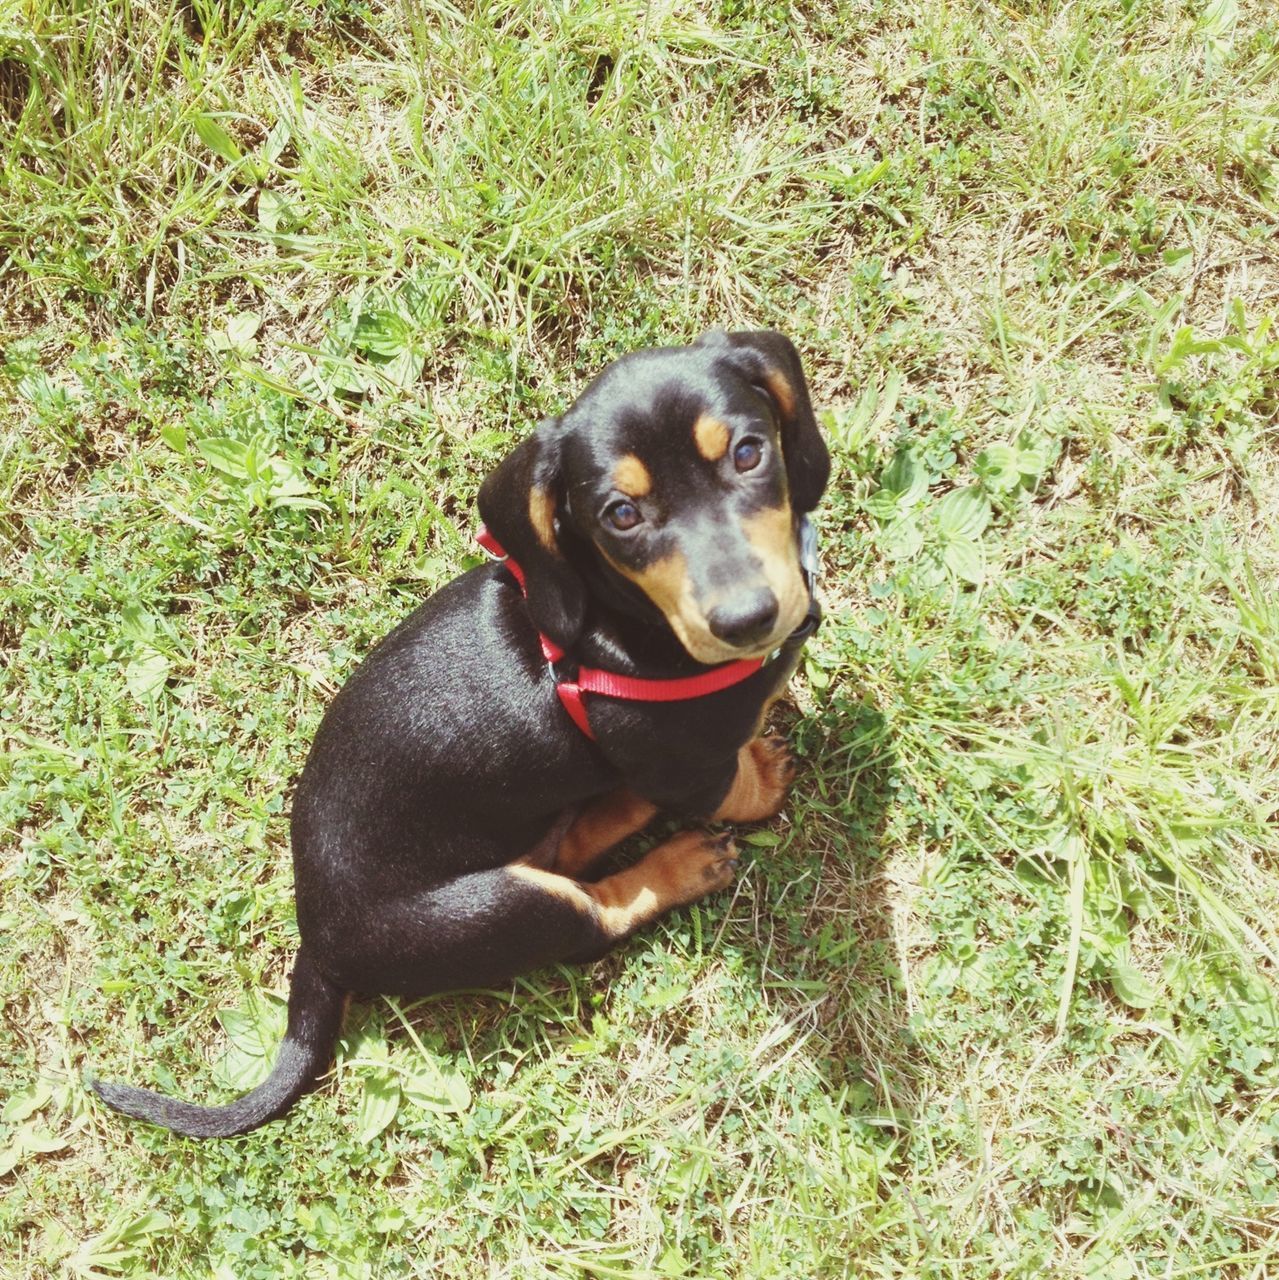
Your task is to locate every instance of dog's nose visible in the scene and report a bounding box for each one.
[708,589,779,647]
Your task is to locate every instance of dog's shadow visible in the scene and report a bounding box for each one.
[347,693,909,1157]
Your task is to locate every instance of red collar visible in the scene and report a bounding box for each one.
[477,526,767,740]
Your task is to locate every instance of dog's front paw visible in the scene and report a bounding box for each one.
[712,736,796,823]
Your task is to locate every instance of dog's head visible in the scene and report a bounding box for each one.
[478,330,829,665]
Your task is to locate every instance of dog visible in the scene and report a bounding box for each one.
[88,329,830,1137]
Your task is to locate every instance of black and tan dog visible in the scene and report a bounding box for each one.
[89,329,829,1137]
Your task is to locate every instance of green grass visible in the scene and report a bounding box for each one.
[3,0,1279,1275]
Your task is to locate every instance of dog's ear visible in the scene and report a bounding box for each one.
[478,418,587,651]
[701,329,830,513]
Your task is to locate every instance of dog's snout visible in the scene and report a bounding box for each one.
[707,589,780,648]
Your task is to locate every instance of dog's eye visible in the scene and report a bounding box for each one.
[733,438,764,473]
[605,500,642,531]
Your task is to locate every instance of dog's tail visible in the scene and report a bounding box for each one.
[87,949,345,1139]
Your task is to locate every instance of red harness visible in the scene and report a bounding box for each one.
[477,526,768,740]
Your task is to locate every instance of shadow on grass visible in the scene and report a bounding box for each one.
[789,694,913,1119]
[344,690,909,1166]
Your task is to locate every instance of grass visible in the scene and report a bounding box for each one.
[2,0,1279,1275]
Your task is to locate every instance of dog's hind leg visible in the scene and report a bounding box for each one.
[340,828,739,995]
[515,827,738,956]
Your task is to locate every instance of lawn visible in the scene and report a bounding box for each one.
[2,0,1278,1276]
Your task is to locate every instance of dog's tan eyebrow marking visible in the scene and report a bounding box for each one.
[612,454,652,497]
[528,486,559,553]
[760,369,796,420]
[693,414,731,462]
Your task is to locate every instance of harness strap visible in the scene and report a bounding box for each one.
[476,525,768,740]
[553,679,595,738]
[475,526,567,665]
[575,657,765,702]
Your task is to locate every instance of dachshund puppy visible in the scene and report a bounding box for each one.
[89,329,829,1137]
